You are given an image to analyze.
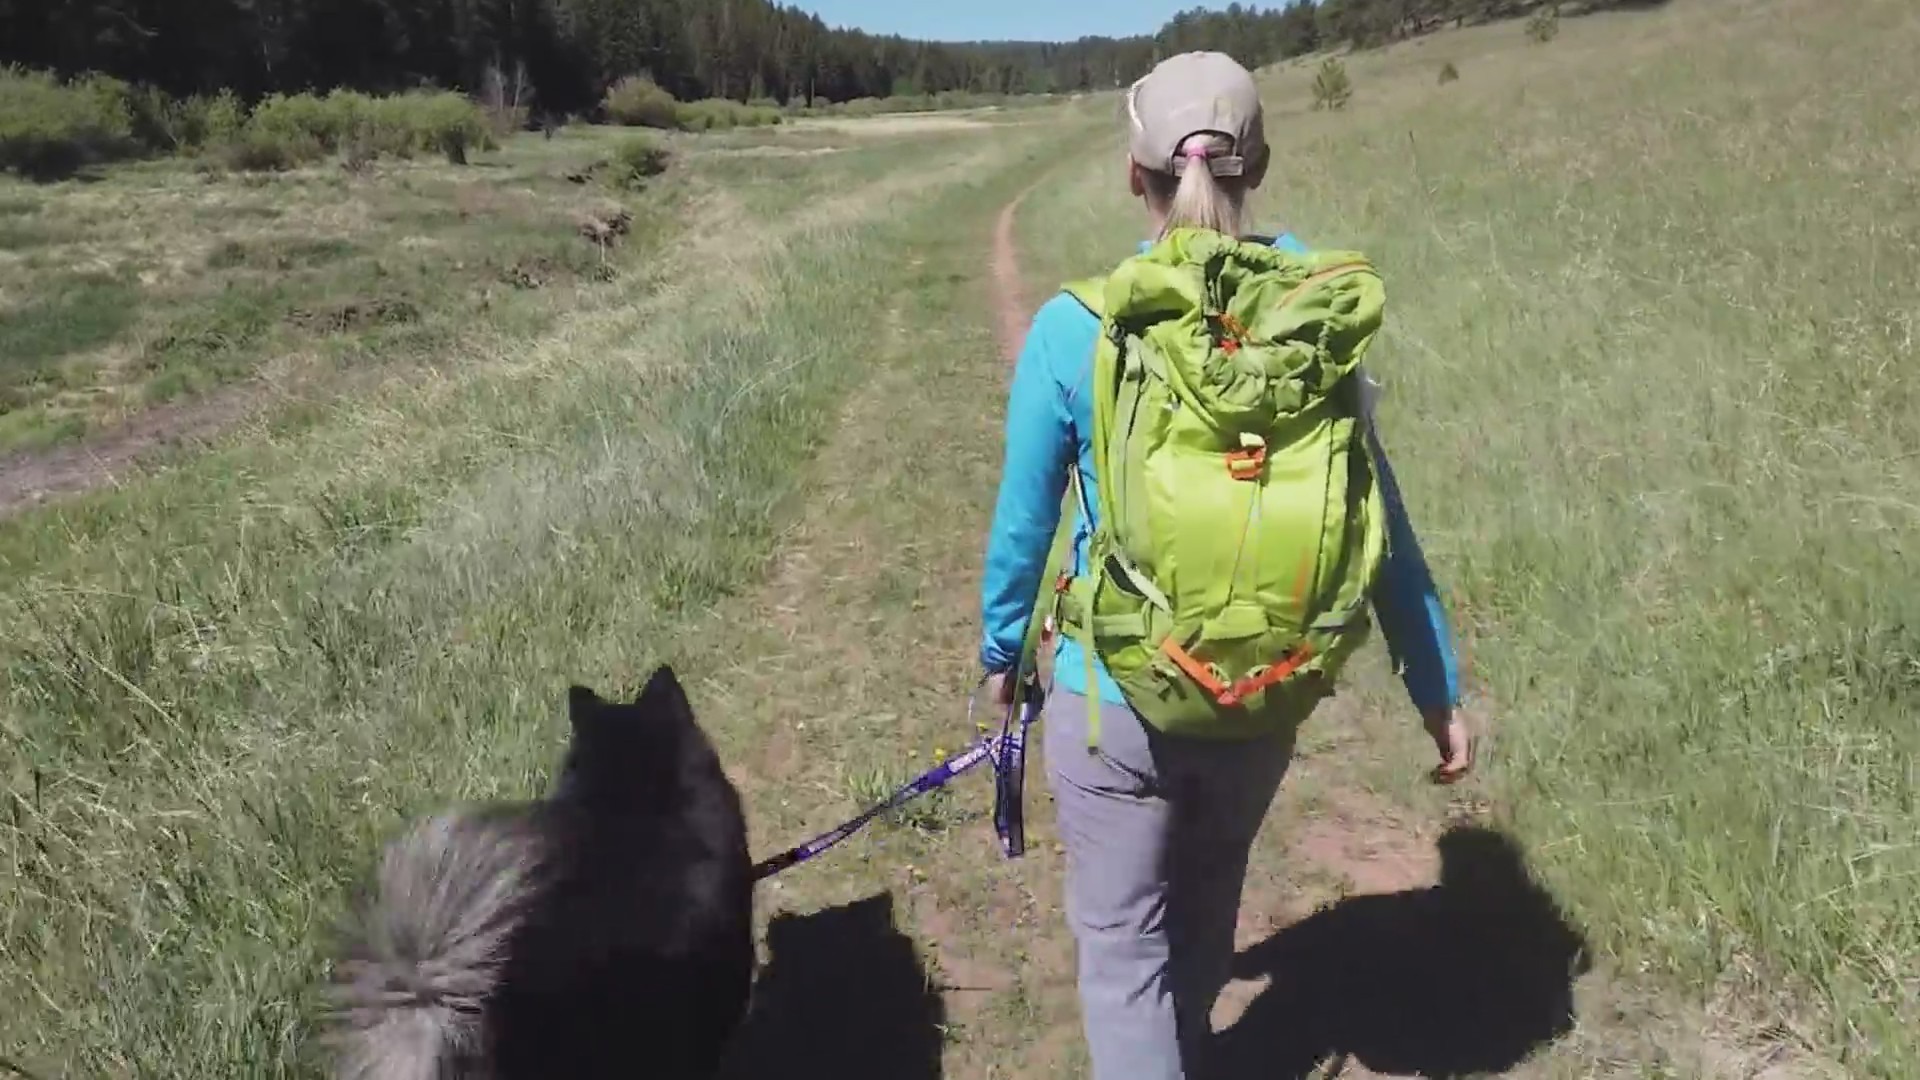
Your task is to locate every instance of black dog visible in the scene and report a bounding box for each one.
[327,665,755,1080]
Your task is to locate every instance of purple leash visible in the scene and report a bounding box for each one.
[751,678,1042,881]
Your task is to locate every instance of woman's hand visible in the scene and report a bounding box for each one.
[1422,706,1474,784]
[984,671,1018,708]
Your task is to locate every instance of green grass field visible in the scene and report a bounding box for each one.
[2,0,1916,1076]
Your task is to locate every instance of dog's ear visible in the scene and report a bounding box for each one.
[567,685,604,727]
[635,664,693,723]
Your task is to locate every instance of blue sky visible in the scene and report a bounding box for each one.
[793,1,1198,43]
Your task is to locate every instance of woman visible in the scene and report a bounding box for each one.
[978,52,1474,1080]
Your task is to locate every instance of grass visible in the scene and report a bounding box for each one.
[0,272,141,368]
[0,107,1066,1077]
[0,125,684,451]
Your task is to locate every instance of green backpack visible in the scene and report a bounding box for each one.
[1036,227,1392,743]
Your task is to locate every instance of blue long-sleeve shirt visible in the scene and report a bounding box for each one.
[979,232,1462,713]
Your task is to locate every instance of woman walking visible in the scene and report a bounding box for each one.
[978,51,1474,1080]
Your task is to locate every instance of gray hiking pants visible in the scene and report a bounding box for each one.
[1044,688,1295,1080]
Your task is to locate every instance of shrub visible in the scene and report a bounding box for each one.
[215,89,492,171]
[610,134,670,188]
[398,90,493,164]
[348,92,417,158]
[676,103,715,132]
[127,85,198,150]
[72,72,141,137]
[675,99,782,131]
[1312,57,1353,111]
[124,87,252,154]
[215,129,311,172]
[603,76,681,130]
[249,91,351,148]
[1439,60,1461,84]
[201,89,248,145]
[0,66,137,178]
[217,127,324,172]
[1527,4,1561,43]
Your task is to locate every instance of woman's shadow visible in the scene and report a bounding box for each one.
[1212,824,1593,1080]
[719,891,945,1080]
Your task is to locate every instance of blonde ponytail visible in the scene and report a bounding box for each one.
[1146,132,1247,239]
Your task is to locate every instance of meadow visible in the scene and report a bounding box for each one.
[2,0,1916,1076]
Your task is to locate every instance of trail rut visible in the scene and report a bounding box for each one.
[0,386,259,517]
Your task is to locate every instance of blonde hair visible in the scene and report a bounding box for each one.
[1141,132,1248,239]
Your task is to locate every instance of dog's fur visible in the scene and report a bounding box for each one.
[327,665,755,1080]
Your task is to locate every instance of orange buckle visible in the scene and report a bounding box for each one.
[1212,312,1250,356]
[1225,446,1266,480]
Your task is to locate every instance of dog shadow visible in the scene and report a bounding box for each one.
[720,891,945,1080]
[1213,824,1592,1080]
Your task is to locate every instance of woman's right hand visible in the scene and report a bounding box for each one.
[1422,706,1475,784]
[984,671,1018,708]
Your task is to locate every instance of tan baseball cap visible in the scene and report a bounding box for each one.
[1125,51,1267,179]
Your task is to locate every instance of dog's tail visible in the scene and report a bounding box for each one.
[327,810,547,1080]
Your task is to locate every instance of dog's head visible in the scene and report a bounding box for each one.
[555,665,716,813]
[565,663,700,748]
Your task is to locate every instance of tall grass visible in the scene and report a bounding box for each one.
[1014,0,1918,1073]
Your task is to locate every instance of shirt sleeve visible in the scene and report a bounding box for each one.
[1359,372,1464,712]
[979,296,1080,673]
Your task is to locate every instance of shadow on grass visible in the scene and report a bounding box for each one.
[720,891,945,1080]
[1214,825,1592,1080]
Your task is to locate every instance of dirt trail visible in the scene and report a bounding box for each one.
[0,386,259,517]
[990,189,1039,363]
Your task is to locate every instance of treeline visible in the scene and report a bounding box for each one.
[2,0,1074,115]
[2,0,1668,118]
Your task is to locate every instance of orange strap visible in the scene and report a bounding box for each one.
[1159,638,1234,702]
[1225,644,1316,705]
[1160,638,1316,708]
